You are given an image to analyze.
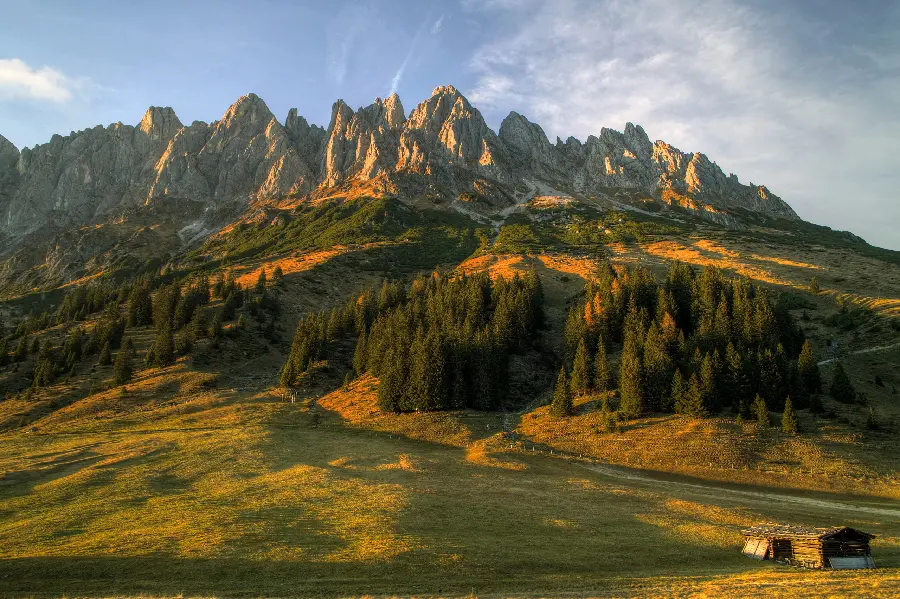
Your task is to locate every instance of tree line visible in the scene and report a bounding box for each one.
[282,271,544,412]
[553,261,831,421]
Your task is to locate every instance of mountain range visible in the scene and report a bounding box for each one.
[0,85,802,292]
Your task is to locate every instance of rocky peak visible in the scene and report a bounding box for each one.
[499,111,554,172]
[0,134,18,168]
[285,108,326,163]
[383,93,405,129]
[219,93,275,129]
[138,106,183,143]
[623,122,652,160]
[402,85,508,180]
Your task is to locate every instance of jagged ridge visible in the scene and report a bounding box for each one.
[0,85,797,240]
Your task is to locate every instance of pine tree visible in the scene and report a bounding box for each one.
[272,265,284,285]
[643,323,673,411]
[377,347,405,413]
[757,349,783,409]
[98,340,112,366]
[797,340,822,394]
[600,393,612,413]
[699,352,718,413]
[829,361,856,404]
[865,407,879,430]
[113,344,133,386]
[619,329,645,418]
[570,338,591,396]
[808,277,820,294]
[564,306,586,363]
[255,268,267,293]
[550,367,573,418]
[152,326,175,368]
[593,335,610,392]
[353,326,368,376]
[671,369,687,414]
[682,373,707,417]
[753,394,771,426]
[13,336,27,362]
[781,396,799,435]
[809,392,824,414]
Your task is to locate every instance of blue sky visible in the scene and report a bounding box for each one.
[1,0,898,249]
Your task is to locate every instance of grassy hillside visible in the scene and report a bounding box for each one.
[0,198,898,597]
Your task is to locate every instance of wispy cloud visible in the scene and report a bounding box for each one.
[388,12,444,97]
[0,58,75,102]
[430,14,446,34]
[326,3,377,85]
[463,0,900,249]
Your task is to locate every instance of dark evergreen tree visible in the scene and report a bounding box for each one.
[643,323,673,411]
[113,342,133,385]
[98,340,112,366]
[753,394,771,426]
[781,396,799,435]
[671,369,687,414]
[797,340,822,394]
[829,361,856,404]
[619,328,645,418]
[570,337,591,397]
[681,373,707,417]
[255,268,267,293]
[550,367,573,418]
[272,265,284,285]
[593,335,610,392]
[152,326,175,368]
[353,326,368,376]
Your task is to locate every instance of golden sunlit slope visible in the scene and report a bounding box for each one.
[0,371,898,598]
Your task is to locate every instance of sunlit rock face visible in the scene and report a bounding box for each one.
[0,85,797,238]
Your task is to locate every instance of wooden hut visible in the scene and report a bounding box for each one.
[742,523,875,569]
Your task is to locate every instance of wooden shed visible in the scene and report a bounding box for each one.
[742,523,876,569]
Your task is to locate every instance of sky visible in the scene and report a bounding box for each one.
[0,0,898,249]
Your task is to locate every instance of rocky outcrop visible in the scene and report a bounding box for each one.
[0,135,19,220]
[0,85,798,241]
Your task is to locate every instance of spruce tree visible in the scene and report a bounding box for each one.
[152,326,175,368]
[757,349,783,409]
[113,344,133,385]
[699,352,718,413]
[671,369,687,414]
[570,338,591,397]
[353,327,368,376]
[593,336,610,392]
[550,367,573,418]
[619,330,645,418]
[255,268,267,294]
[781,396,799,435]
[829,361,856,404]
[98,340,112,366]
[682,373,707,417]
[753,394,771,426]
[643,323,673,411]
[272,266,284,285]
[797,340,822,394]
[809,392,824,414]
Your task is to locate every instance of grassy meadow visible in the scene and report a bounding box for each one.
[1,207,899,598]
[1,379,899,598]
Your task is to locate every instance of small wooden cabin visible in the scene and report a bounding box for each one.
[742,523,875,569]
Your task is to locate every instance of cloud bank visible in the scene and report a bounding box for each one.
[0,58,74,102]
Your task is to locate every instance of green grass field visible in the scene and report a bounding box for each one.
[0,378,897,598]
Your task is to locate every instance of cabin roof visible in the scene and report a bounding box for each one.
[742,523,875,540]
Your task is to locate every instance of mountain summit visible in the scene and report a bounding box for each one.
[0,86,796,239]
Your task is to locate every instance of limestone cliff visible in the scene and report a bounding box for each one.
[0,85,798,243]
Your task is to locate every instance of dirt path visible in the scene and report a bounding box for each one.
[818,341,900,366]
[581,463,900,518]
